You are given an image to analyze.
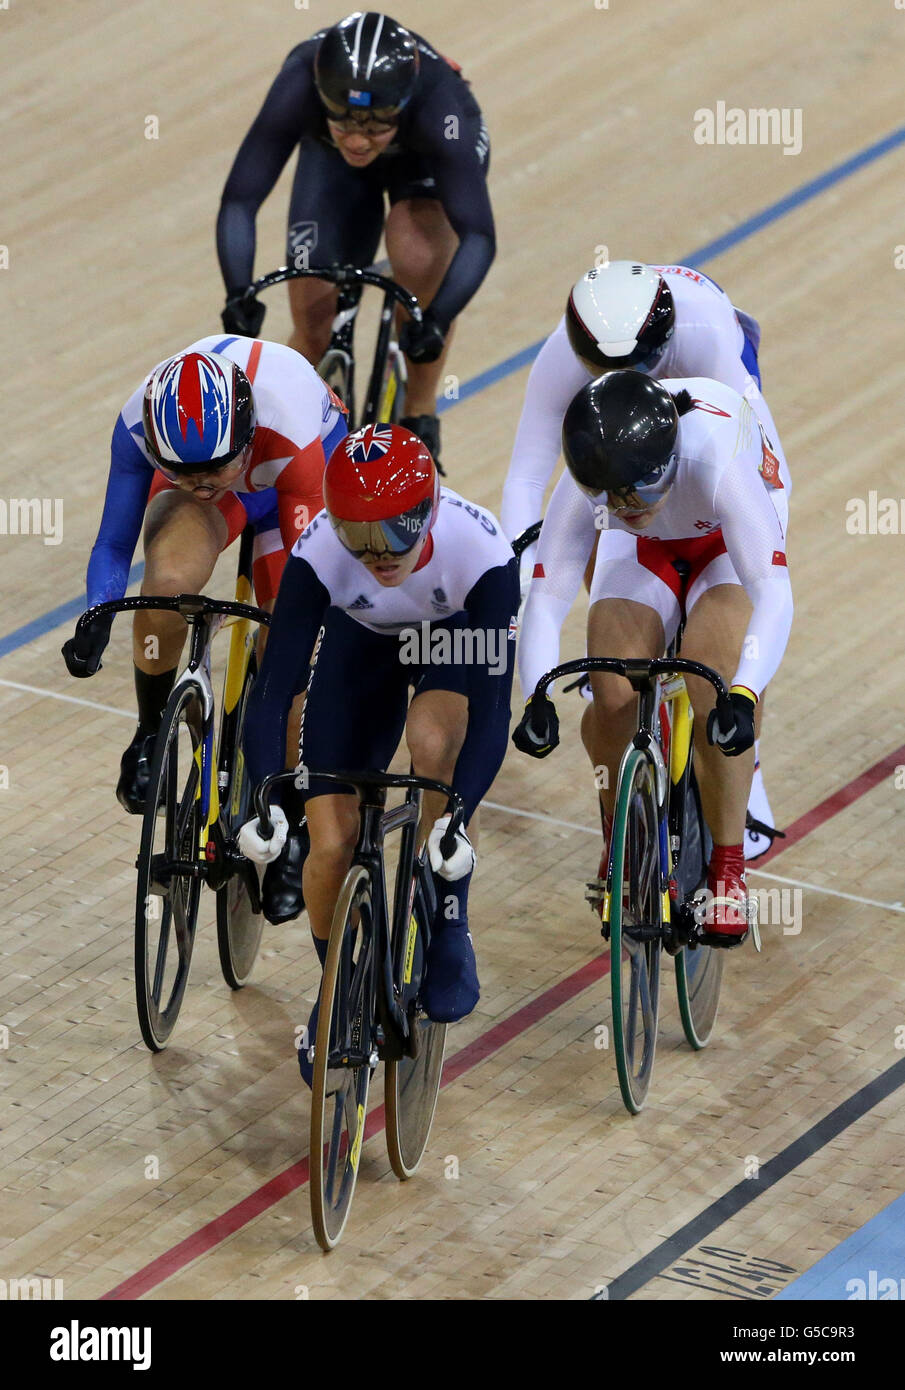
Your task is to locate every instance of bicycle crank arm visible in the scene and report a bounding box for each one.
[141,854,211,885]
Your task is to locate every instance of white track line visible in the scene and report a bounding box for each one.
[480,799,905,916]
[0,677,134,718]
[4,680,901,916]
[745,868,905,915]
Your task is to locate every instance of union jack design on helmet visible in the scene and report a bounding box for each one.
[324,422,439,558]
[344,424,397,463]
[142,350,256,474]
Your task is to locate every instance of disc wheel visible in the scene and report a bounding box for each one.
[385,872,447,1179]
[609,747,663,1114]
[134,683,203,1052]
[310,865,374,1251]
[674,770,724,1048]
[216,657,264,989]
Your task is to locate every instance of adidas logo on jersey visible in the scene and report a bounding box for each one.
[431,587,449,613]
[348,594,374,611]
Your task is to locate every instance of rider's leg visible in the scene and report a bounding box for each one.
[303,792,362,944]
[384,197,458,432]
[406,686,476,1023]
[681,581,756,942]
[680,583,754,846]
[582,598,665,825]
[405,687,469,844]
[284,139,384,359]
[117,490,227,813]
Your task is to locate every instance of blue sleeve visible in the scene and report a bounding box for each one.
[85,416,153,607]
[454,558,519,822]
[405,87,495,330]
[216,49,315,292]
[244,552,330,792]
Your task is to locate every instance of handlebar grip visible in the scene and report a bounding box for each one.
[252,775,279,841]
[438,796,466,860]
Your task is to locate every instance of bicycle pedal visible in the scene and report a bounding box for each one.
[585,877,605,905]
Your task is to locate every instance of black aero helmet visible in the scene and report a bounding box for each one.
[315,12,419,118]
[566,261,676,372]
[562,371,679,502]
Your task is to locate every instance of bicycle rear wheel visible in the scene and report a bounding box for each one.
[674,769,724,1048]
[216,655,264,989]
[385,866,447,1179]
[378,342,406,425]
[608,746,662,1114]
[134,683,203,1052]
[317,347,353,423]
[310,864,374,1251]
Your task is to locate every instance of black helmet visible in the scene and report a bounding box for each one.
[562,371,679,502]
[566,262,675,372]
[315,12,419,119]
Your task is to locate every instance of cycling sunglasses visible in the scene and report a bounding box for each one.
[331,499,433,558]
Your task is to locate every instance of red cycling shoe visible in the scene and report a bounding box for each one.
[697,844,755,947]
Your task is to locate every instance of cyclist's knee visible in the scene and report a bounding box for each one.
[408,723,464,778]
[306,796,359,864]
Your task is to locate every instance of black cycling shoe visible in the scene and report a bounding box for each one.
[399,414,444,474]
[115,730,158,815]
[262,822,310,925]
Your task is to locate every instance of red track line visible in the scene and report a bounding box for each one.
[101,742,901,1300]
[753,742,905,868]
[101,957,610,1299]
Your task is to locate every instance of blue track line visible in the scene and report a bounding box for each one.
[6,122,905,661]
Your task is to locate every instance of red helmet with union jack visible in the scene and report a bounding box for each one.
[142,350,256,475]
[324,422,439,557]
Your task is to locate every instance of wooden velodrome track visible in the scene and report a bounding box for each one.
[2,0,904,1302]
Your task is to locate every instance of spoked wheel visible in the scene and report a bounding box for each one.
[317,348,353,419]
[310,864,374,1251]
[216,656,264,989]
[379,342,407,425]
[134,683,203,1052]
[385,875,447,1180]
[674,769,724,1049]
[608,747,663,1114]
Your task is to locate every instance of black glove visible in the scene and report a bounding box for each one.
[62,611,114,679]
[706,688,756,757]
[512,694,560,759]
[399,312,445,365]
[222,290,266,338]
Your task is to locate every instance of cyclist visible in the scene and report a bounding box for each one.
[217,11,494,467]
[502,259,788,857]
[61,337,346,917]
[238,423,518,1080]
[512,371,793,946]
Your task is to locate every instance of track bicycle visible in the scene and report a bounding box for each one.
[243,263,421,438]
[533,642,747,1114]
[254,769,464,1250]
[68,528,270,1051]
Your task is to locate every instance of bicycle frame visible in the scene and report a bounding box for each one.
[254,768,463,1053]
[535,655,727,942]
[246,265,421,428]
[74,561,270,883]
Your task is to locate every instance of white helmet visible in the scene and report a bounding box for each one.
[565,261,675,371]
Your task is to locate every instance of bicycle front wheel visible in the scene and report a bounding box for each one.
[134,683,203,1052]
[674,769,724,1048]
[385,870,447,1180]
[608,746,663,1114]
[216,655,264,989]
[310,864,374,1251]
